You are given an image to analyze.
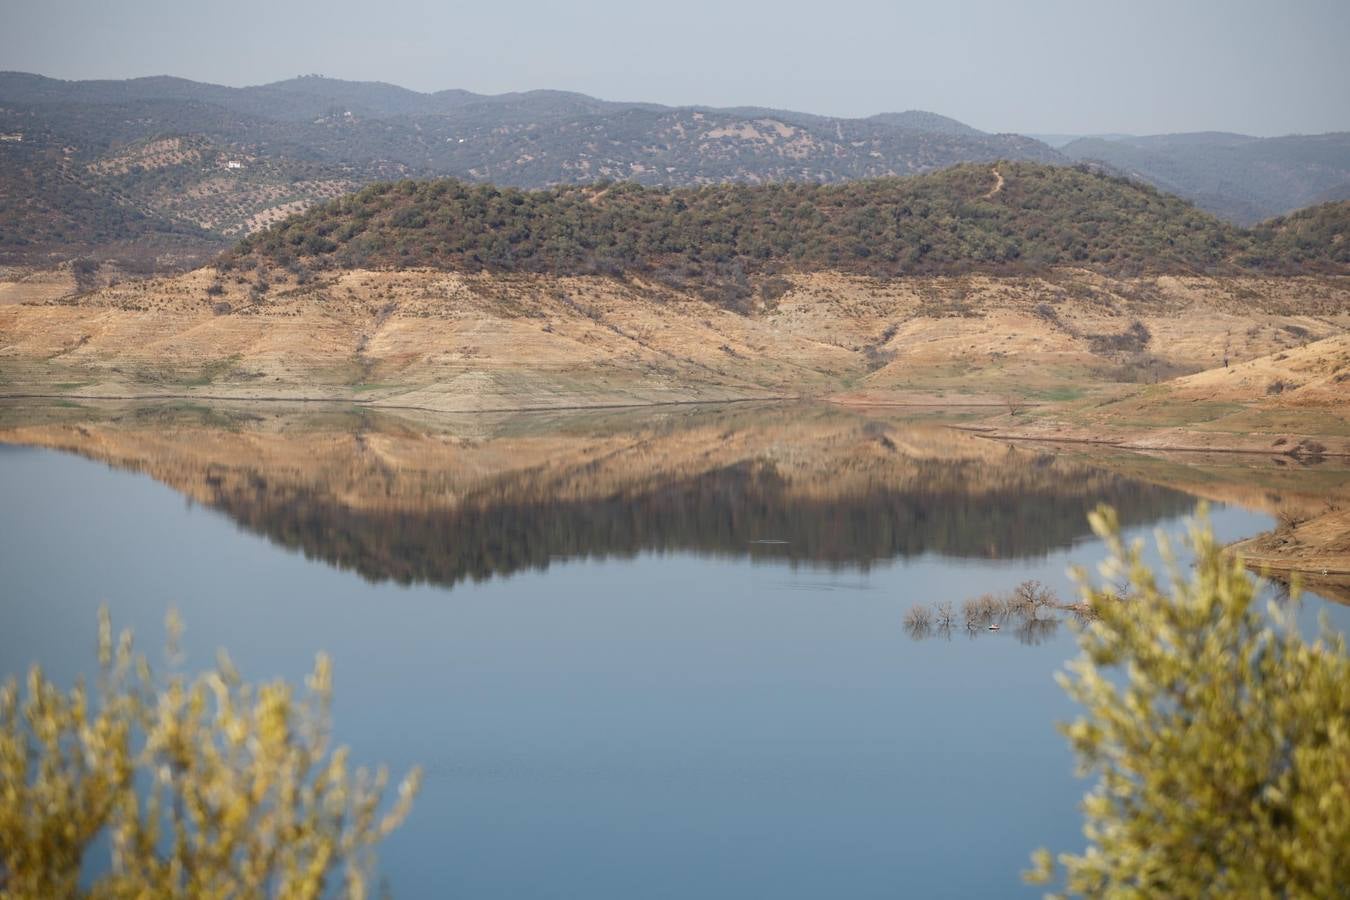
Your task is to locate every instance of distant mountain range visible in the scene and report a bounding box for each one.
[1060,132,1350,224]
[0,72,1054,176]
[1,71,1346,268]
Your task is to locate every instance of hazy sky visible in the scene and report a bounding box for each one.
[2,0,1346,135]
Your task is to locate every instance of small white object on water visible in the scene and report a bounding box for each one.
[988,624,1000,631]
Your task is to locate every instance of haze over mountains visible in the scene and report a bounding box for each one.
[1060,132,1350,224]
[1,71,1347,270]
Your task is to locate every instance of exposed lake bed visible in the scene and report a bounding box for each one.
[2,399,1346,897]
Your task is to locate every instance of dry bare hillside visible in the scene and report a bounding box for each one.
[2,269,1347,415]
[974,332,1350,454]
[1163,333,1350,405]
[0,267,1344,412]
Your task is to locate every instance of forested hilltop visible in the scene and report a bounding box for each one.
[226,162,1349,295]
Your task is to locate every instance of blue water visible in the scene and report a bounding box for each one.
[0,438,1343,899]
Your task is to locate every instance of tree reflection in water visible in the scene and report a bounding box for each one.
[0,402,1200,590]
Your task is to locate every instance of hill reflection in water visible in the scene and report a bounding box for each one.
[0,402,1199,589]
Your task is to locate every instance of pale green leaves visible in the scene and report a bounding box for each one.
[1030,505,1350,897]
[0,609,420,900]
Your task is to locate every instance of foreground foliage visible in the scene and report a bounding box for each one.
[0,611,420,898]
[1027,507,1350,897]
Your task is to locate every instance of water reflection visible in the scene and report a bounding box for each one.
[0,399,1344,900]
[1014,616,1062,646]
[0,401,1203,589]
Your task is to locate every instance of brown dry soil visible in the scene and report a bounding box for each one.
[2,267,1347,414]
[966,333,1350,580]
[0,267,77,306]
[973,333,1350,449]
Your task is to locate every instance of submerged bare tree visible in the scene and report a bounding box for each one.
[933,601,955,630]
[0,610,421,899]
[902,604,933,639]
[908,581,1067,642]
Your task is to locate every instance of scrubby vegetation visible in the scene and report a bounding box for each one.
[0,610,420,898]
[904,579,1070,644]
[1251,199,1350,267]
[0,142,220,269]
[223,163,1347,302]
[1026,507,1350,897]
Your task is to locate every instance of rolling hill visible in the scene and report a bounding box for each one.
[4,71,1346,270]
[0,135,219,269]
[226,162,1349,298]
[3,164,1346,431]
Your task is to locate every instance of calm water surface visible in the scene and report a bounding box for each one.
[1,405,1344,899]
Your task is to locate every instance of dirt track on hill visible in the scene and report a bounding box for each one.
[983,167,1005,199]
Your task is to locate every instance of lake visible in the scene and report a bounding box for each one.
[1,401,1345,899]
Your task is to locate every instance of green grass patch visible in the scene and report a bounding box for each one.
[178,355,244,388]
[1029,385,1086,402]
